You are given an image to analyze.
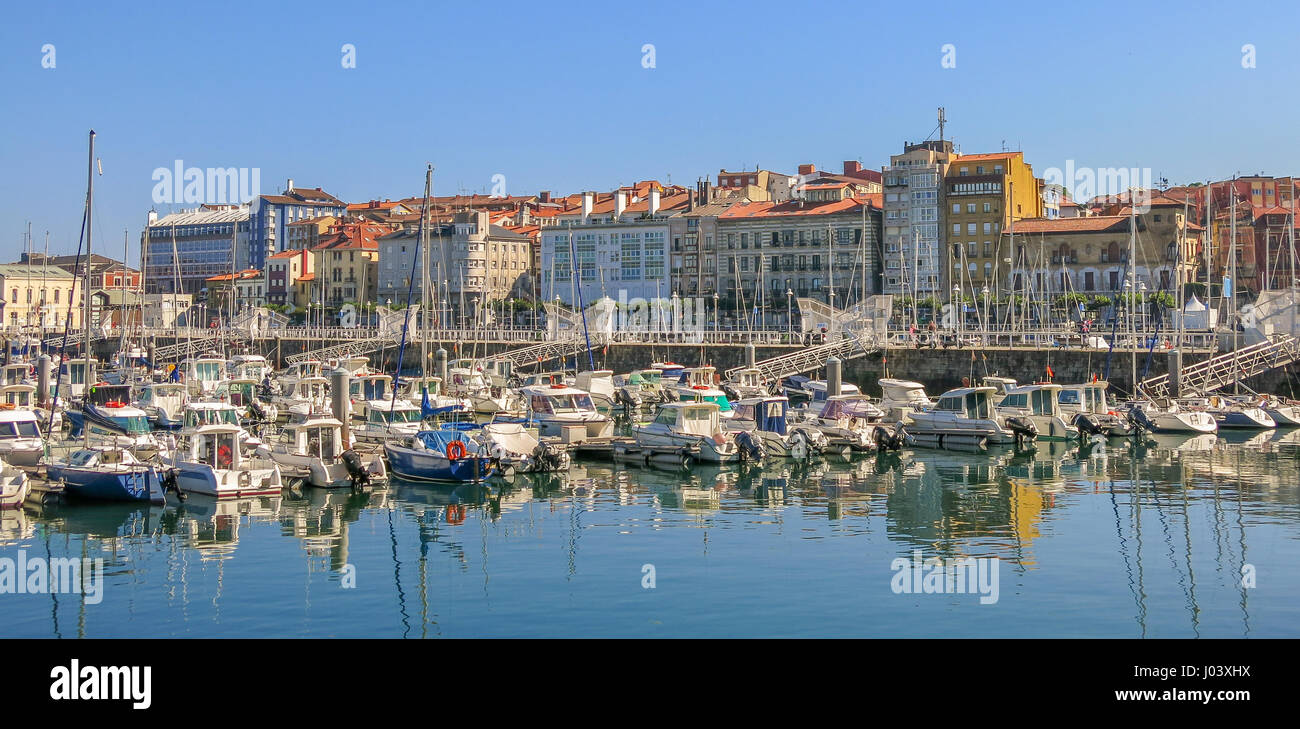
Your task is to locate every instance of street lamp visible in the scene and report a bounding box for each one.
[786,288,794,334]
[953,285,962,339]
[712,291,719,334]
[670,291,679,334]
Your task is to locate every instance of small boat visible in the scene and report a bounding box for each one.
[727,395,824,458]
[133,381,189,429]
[57,357,98,400]
[877,378,935,424]
[796,393,894,452]
[170,423,283,498]
[1262,395,1300,426]
[721,367,769,401]
[521,383,614,439]
[995,383,1074,440]
[0,455,29,510]
[474,421,571,473]
[668,367,735,419]
[574,370,617,413]
[1199,394,1277,430]
[352,397,424,443]
[633,401,746,463]
[384,428,497,482]
[1057,381,1132,437]
[907,386,1037,448]
[0,407,44,467]
[46,446,166,504]
[66,385,166,459]
[256,412,385,488]
[216,377,278,425]
[1125,399,1218,434]
[227,354,273,381]
[612,369,670,411]
[273,375,331,421]
[181,355,229,397]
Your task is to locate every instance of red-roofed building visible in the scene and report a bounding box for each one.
[265,248,313,308]
[308,220,393,309]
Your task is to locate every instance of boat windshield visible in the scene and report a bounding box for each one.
[186,408,241,428]
[549,394,593,413]
[1058,389,1081,406]
[194,362,223,380]
[371,408,421,424]
[0,420,41,438]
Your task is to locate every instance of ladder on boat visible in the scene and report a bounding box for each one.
[724,331,876,383]
[1138,334,1300,398]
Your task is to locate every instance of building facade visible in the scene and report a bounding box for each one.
[716,192,883,327]
[944,151,1043,297]
[143,205,250,295]
[0,264,79,328]
[247,182,346,271]
[883,139,954,296]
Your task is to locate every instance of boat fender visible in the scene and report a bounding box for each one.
[446,440,468,461]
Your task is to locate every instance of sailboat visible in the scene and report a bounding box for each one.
[46,131,170,504]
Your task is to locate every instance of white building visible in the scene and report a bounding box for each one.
[539,187,690,307]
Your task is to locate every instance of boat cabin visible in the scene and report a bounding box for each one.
[278,416,343,461]
[183,403,243,429]
[732,397,788,434]
[999,384,1062,417]
[650,402,724,437]
[2,383,35,408]
[933,387,997,420]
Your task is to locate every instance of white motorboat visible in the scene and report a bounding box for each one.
[1261,395,1300,426]
[474,421,571,473]
[1125,399,1218,434]
[612,369,670,411]
[181,355,229,397]
[256,412,385,488]
[0,454,29,510]
[133,381,189,428]
[521,383,613,439]
[878,378,935,424]
[796,393,896,452]
[352,397,424,443]
[667,367,735,418]
[57,357,98,400]
[1199,394,1277,430]
[171,422,282,498]
[1057,381,1132,437]
[633,401,744,463]
[721,367,770,401]
[228,354,273,381]
[996,383,1074,440]
[907,386,1037,448]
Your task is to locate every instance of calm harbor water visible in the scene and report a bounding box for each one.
[3,430,1300,638]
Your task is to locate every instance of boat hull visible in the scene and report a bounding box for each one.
[384,442,497,482]
[47,464,164,504]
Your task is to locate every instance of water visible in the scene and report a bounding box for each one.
[3,430,1300,638]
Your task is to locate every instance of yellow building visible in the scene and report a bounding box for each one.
[944,152,1043,293]
[0,263,80,329]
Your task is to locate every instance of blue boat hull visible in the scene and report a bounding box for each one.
[46,464,165,504]
[384,443,496,482]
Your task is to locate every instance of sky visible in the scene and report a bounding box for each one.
[2,0,1298,266]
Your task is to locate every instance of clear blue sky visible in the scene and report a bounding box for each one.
[2,0,1297,264]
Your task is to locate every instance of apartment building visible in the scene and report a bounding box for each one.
[716,190,883,328]
[944,151,1043,295]
[883,139,955,296]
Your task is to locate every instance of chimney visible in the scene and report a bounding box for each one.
[147,210,158,225]
[615,190,627,219]
[539,190,551,203]
[286,178,294,192]
[843,161,862,176]
[798,163,815,176]
[648,188,661,216]
[582,191,593,219]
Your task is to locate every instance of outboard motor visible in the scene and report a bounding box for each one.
[1073,413,1104,439]
[874,422,908,451]
[734,430,765,461]
[340,449,370,490]
[1003,416,1038,447]
[160,467,186,502]
[249,400,268,423]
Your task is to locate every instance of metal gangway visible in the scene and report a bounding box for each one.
[725,330,876,383]
[152,333,228,360]
[284,334,400,365]
[487,336,598,371]
[1138,334,1300,398]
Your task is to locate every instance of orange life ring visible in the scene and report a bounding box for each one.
[105,401,125,407]
[692,385,708,390]
[550,383,565,389]
[446,440,467,461]
[446,504,466,525]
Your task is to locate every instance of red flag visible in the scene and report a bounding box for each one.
[1046,365,1055,380]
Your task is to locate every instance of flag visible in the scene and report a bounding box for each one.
[1223,276,1233,299]
[420,386,437,418]
[1046,365,1054,380]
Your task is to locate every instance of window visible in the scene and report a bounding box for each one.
[952,203,960,214]
[966,204,975,213]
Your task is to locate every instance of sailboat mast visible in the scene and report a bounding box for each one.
[420,165,432,378]
[1129,198,1137,397]
[1232,185,1239,394]
[83,129,95,448]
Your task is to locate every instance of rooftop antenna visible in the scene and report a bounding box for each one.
[937,107,946,142]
